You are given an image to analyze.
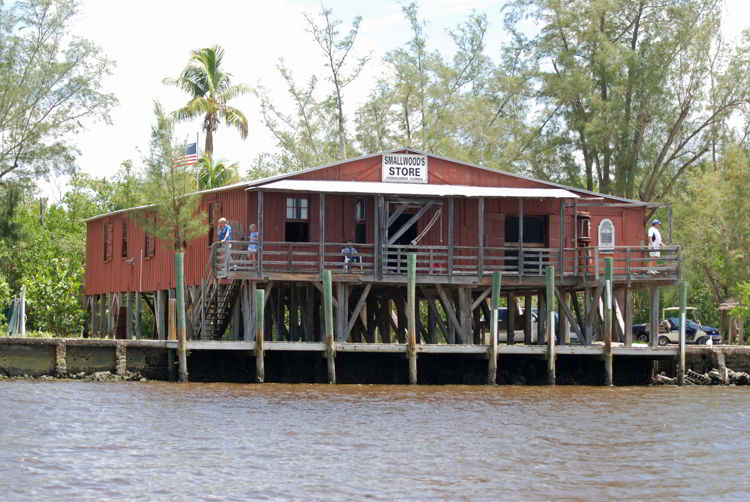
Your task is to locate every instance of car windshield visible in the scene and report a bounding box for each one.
[668,317,701,329]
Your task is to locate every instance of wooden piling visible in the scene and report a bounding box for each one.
[678,281,687,386]
[649,286,660,348]
[256,288,265,383]
[488,272,501,385]
[125,292,133,339]
[323,270,336,384]
[407,253,417,385]
[604,258,613,386]
[168,299,176,341]
[176,252,188,382]
[134,291,142,339]
[546,267,555,385]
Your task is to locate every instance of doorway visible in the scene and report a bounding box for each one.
[387,212,418,272]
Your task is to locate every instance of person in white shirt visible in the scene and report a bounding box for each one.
[647,219,662,274]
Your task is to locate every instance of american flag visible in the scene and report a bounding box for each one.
[173,142,199,167]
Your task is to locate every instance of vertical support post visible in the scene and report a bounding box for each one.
[407,253,417,385]
[255,288,265,382]
[335,282,347,342]
[125,292,133,340]
[624,286,633,347]
[602,259,613,386]
[559,200,564,278]
[573,200,578,276]
[319,193,325,273]
[19,286,26,337]
[488,272,501,385]
[168,298,177,341]
[478,198,485,277]
[257,190,264,277]
[519,198,524,279]
[507,292,516,345]
[157,290,167,340]
[524,294,532,344]
[537,290,546,345]
[649,287,660,348]
[175,252,188,382]
[678,281,687,386]
[559,290,570,344]
[448,197,454,277]
[323,270,336,384]
[377,195,384,280]
[134,291,142,339]
[546,266,555,384]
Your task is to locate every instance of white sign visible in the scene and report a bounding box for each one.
[382,154,428,183]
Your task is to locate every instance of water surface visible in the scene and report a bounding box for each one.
[1,382,748,501]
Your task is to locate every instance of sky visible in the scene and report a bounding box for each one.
[47,0,750,199]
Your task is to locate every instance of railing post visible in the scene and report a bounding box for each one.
[407,253,417,385]
[257,190,264,278]
[488,271,501,385]
[519,244,524,280]
[448,197,454,277]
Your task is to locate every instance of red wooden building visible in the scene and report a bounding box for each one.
[84,148,679,347]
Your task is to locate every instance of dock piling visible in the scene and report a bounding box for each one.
[256,288,265,383]
[488,271,501,385]
[546,266,556,385]
[407,253,417,384]
[604,258,613,386]
[678,281,687,385]
[323,270,336,384]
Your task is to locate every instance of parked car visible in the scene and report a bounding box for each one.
[632,307,721,345]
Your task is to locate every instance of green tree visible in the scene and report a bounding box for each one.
[163,45,251,155]
[0,0,116,182]
[675,145,750,307]
[511,0,750,199]
[197,152,240,190]
[138,101,206,381]
[304,4,371,158]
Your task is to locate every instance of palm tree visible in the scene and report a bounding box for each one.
[163,45,250,154]
[197,153,240,190]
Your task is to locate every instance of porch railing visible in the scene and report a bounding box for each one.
[214,240,680,280]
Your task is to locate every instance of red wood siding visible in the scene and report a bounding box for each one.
[85,153,648,295]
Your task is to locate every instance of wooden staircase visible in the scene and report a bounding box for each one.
[191,246,243,340]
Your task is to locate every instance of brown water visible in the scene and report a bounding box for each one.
[0,383,748,501]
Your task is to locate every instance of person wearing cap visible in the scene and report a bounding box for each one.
[647,219,662,274]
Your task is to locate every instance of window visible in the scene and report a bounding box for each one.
[207,202,221,245]
[120,221,128,259]
[145,231,155,259]
[505,216,546,244]
[598,219,615,250]
[355,198,366,244]
[285,197,309,242]
[286,197,308,220]
[355,198,366,221]
[103,223,113,262]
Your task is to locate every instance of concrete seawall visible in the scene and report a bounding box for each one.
[2,337,749,384]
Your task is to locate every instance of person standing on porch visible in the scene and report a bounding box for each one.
[248,223,258,265]
[647,219,662,274]
[218,217,232,268]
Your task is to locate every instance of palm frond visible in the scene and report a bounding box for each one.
[222,106,249,139]
[219,84,252,104]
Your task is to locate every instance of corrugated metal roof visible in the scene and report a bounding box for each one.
[249,179,580,198]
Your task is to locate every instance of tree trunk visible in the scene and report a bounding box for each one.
[204,114,214,155]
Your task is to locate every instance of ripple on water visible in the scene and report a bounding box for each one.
[1,382,749,501]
